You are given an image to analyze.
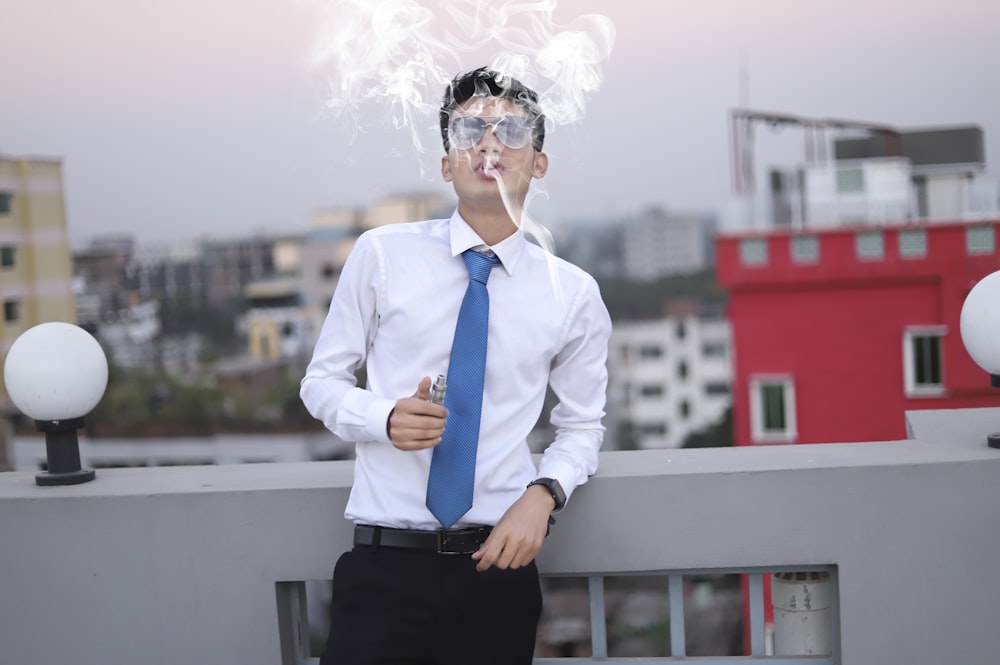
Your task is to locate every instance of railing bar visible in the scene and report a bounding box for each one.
[535,658,830,664]
[542,564,834,579]
[588,575,608,659]
[829,567,842,664]
[748,573,766,656]
[668,574,686,657]
[274,581,309,665]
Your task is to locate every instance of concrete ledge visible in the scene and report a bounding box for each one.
[1,408,998,664]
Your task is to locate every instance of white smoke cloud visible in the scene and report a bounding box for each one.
[311,0,615,256]
[312,0,615,149]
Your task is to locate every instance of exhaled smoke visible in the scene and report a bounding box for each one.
[313,0,614,149]
[311,0,615,255]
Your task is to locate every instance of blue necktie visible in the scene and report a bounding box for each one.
[426,249,499,528]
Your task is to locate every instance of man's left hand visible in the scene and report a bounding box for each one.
[471,485,555,572]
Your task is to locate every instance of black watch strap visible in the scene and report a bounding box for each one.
[527,477,566,512]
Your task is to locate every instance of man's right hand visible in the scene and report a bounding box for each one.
[387,376,448,450]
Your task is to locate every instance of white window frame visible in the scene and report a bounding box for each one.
[903,326,946,397]
[749,374,797,444]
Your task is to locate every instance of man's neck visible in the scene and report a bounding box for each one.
[457,200,521,246]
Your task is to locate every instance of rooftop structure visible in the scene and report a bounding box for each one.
[718,112,999,446]
[725,110,998,233]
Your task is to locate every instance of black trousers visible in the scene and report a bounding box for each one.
[320,544,542,665]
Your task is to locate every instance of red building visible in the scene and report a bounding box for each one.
[718,116,999,447]
[717,221,999,446]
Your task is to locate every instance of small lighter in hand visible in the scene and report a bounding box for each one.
[430,374,447,404]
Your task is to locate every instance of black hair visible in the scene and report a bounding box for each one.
[439,67,546,152]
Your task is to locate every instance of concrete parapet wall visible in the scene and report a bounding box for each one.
[1,408,998,664]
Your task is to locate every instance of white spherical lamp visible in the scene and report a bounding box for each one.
[960,270,1000,448]
[3,322,108,484]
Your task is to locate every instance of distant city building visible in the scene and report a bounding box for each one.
[240,277,313,362]
[724,114,998,233]
[200,235,286,308]
[607,302,732,449]
[299,206,362,318]
[361,192,451,230]
[0,154,77,468]
[718,116,1000,445]
[98,299,162,370]
[0,156,77,336]
[73,235,136,320]
[299,192,453,348]
[622,207,713,280]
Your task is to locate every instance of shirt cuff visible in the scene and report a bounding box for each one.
[365,397,397,444]
[536,459,583,505]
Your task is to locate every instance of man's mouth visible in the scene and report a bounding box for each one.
[478,156,502,178]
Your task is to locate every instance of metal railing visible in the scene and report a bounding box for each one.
[276,565,839,664]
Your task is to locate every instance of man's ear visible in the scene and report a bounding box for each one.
[441,155,453,182]
[532,151,549,180]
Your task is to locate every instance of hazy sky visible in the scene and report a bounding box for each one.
[2,0,998,249]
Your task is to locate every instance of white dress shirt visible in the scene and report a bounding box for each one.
[300,211,612,529]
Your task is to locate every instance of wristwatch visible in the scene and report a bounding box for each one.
[527,477,566,512]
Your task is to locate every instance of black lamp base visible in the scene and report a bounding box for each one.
[36,468,97,486]
[34,417,96,487]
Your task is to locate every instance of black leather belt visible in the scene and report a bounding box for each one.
[354,524,492,555]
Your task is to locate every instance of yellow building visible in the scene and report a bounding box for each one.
[0,155,77,469]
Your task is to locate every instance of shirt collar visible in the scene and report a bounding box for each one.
[448,210,524,276]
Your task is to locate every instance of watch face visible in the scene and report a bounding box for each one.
[531,478,566,510]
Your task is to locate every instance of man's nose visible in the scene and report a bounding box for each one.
[476,125,503,150]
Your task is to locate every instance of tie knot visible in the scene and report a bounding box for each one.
[462,249,499,284]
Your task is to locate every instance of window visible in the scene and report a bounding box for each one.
[679,400,691,419]
[702,343,727,358]
[0,192,12,214]
[321,263,338,279]
[0,245,16,268]
[836,168,864,193]
[677,360,689,380]
[639,384,664,398]
[639,422,667,437]
[855,231,884,261]
[676,321,686,340]
[791,235,819,263]
[966,226,996,255]
[638,345,663,359]
[898,229,927,259]
[3,299,19,323]
[705,382,731,396]
[750,375,797,443]
[903,327,945,396]
[739,238,768,266]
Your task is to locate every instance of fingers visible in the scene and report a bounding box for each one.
[472,488,552,571]
[390,377,447,451]
[472,520,548,571]
[413,375,432,401]
[473,529,542,572]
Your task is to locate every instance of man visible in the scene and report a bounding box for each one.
[300,66,611,664]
